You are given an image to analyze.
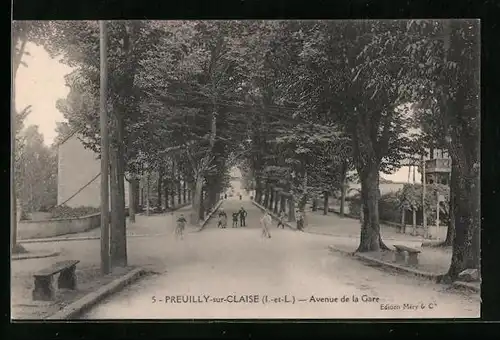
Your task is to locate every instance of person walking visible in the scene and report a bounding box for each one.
[218,208,227,228]
[260,211,272,238]
[296,210,305,231]
[232,211,239,228]
[175,213,187,240]
[239,206,247,227]
[277,210,286,229]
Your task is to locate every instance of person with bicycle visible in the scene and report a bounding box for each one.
[175,213,187,240]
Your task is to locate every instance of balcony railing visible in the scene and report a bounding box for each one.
[425,158,451,173]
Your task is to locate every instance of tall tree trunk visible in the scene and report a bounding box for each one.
[269,187,274,211]
[157,169,163,210]
[11,34,29,254]
[255,177,262,203]
[190,175,204,225]
[356,164,389,252]
[164,179,169,209]
[339,160,348,217]
[312,196,317,212]
[199,187,206,220]
[170,179,175,208]
[288,195,296,222]
[438,163,456,247]
[11,87,19,254]
[441,20,480,279]
[323,190,329,215]
[273,190,279,214]
[177,180,182,205]
[263,184,270,208]
[183,180,187,204]
[445,155,480,279]
[110,113,127,268]
[280,193,286,214]
[300,169,309,227]
[128,179,136,223]
[207,183,217,210]
[133,179,140,211]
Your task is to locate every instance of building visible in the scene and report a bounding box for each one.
[424,148,451,185]
[57,132,129,208]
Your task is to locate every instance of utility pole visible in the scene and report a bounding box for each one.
[436,192,441,240]
[99,20,111,275]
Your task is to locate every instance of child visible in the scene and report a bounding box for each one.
[277,210,286,229]
[232,211,239,228]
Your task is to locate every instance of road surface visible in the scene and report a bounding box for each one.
[81,198,480,319]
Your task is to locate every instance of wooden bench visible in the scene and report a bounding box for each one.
[32,260,80,301]
[393,245,421,266]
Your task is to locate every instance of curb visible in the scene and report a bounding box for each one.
[307,230,424,243]
[197,200,223,232]
[327,245,355,256]
[19,232,186,244]
[12,250,61,261]
[452,281,481,293]
[136,203,192,216]
[46,267,147,320]
[327,245,442,282]
[251,200,297,231]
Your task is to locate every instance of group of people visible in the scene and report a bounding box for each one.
[174,205,305,240]
[217,207,247,228]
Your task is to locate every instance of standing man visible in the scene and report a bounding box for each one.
[239,206,247,227]
[260,211,272,238]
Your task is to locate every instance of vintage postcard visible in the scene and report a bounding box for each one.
[11,19,480,320]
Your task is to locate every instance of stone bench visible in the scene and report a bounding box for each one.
[393,244,421,266]
[32,260,80,301]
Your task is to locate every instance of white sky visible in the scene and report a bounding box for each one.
[14,43,411,183]
[15,43,73,146]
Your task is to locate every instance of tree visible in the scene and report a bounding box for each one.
[47,20,164,267]
[11,21,48,254]
[386,19,480,280]
[274,21,419,252]
[139,20,267,225]
[16,125,58,213]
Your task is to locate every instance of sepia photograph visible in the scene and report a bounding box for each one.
[11,19,480,320]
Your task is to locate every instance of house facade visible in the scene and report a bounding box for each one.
[57,133,129,208]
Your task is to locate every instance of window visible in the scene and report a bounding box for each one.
[429,179,434,184]
[442,178,448,185]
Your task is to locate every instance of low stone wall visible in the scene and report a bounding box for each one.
[18,213,101,240]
